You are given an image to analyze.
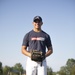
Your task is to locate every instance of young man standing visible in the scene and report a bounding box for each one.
[21,16,53,75]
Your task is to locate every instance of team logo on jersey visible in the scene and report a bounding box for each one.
[31,37,45,41]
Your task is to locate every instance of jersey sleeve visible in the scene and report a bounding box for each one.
[22,33,29,46]
[46,35,52,48]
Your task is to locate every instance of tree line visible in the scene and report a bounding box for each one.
[0,58,75,75]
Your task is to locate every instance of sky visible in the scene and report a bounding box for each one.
[0,0,75,72]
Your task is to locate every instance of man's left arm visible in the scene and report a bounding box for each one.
[45,46,53,57]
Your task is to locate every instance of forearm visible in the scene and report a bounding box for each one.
[21,46,31,57]
[45,50,53,57]
[45,47,53,57]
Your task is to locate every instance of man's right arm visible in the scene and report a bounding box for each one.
[21,46,31,58]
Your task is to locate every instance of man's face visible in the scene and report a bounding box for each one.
[33,20,43,29]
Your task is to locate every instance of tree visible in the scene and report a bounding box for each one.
[3,65,10,75]
[58,66,66,75]
[66,58,75,68]
[58,58,75,75]
[66,58,75,75]
[47,66,53,75]
[71,64,75,75]
[2,63,25,75]
[13,63,23,72]
[0,62,3,75]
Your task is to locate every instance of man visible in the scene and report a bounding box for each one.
[21,16,53,75]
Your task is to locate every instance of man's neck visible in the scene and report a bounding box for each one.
[33,28,41,32]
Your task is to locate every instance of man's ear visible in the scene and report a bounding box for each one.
[32,22,34,25]
[41,22,43,25]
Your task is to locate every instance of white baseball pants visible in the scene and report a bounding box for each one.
[26,57,47,75]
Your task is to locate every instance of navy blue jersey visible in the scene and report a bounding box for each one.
[22,30,52,54]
